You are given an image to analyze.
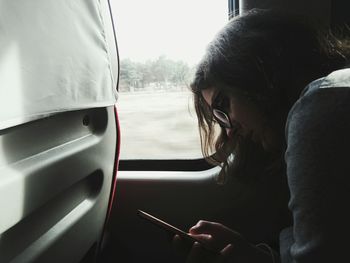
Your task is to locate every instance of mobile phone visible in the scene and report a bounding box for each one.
[137,209,219,254]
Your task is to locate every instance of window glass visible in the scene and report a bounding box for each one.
[110,0,228,159]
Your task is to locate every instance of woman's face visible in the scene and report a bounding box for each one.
[202,86,267,143]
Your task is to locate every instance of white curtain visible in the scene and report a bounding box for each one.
[0,0,118,130]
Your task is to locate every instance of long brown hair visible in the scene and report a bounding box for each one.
[191,9,350,181]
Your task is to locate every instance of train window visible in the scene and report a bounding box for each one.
[110,0,228,159]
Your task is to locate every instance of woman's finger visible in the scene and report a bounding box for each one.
[214,244,235,263]
[190,221,243,242]
[186,242,204,263]
[189,220,221,234]
[186,242,217,263]
[189,233,212,243]
[221,244,234,257]
[172,234,182,250]
[172,235,193,256]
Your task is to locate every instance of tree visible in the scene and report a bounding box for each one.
[119,59,142,91]
[171,61,191,87]
[119,56,192,92]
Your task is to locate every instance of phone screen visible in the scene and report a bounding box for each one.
[137,209,219,254]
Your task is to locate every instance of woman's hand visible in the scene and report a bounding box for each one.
[188,220,243,252]
[172,220,274,263]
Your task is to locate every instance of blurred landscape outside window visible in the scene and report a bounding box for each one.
[110,0,228,159]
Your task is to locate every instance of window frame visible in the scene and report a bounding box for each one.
[119,158,214,172]
[116,0,239,172]
[228,0,240,19]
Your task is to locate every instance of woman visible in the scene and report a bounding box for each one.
[174,9,350,263]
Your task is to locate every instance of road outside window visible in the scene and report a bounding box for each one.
[110,0,228,159]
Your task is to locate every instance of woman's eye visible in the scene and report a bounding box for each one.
[214,94,230,110]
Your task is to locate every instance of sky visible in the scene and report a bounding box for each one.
[110,0,228,66]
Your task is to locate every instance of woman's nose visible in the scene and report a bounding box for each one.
[226,128,234,139]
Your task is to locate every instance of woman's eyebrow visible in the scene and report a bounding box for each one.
[213,92,231,110]
[212,91,223,107]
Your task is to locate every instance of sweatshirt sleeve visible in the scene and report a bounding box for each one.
[283,84,350,263]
